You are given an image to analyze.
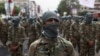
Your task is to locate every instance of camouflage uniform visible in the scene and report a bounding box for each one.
[70,20,80,52]
[79,23,96,56]
[28,37,75,56]
[20,18,28,37]
[63,19,72,40]
[8,19,25,56]
[96,22,100,53]
[59,16,68,37]
[28,11,75,56]
[0,18,9,47]
[79,13,97,56]
[27,18,39,48]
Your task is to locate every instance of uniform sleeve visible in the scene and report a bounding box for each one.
[8,27,12,41]
[28,39,41,56]
[62,38,75,56]
[67,44,75,56]
[28,44,35,56]
[19,27,26,44]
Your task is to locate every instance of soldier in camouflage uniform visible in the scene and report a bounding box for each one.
[96,21,100,53]
[28,11,75,56]
[20,17,28,37]
[59,16,67,37]
[62,16,72,40]
[70,16,80,53]
[0,17,9,47]
[27,17,39,48]
[58,12,67,36]
[79,13,97,56]
[8,18,25,56]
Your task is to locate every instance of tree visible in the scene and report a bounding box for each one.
[78,11,88,16]
[57,0,69,16]
[57,0,80,16]
[0,2,6,14]
[14,6,20,15]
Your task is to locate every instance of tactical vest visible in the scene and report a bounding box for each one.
[34,37,72,56]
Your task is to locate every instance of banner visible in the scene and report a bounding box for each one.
[5,0,14,16]
[79,0,95,8]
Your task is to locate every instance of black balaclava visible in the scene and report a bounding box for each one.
[42,11,59,39]
[28,17,36,24]
[84,12,93,25]
[12,19,20,27]
[43,23,58,39]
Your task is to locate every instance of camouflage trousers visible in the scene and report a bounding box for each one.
[80,39,95,56]
[70,36,80,53]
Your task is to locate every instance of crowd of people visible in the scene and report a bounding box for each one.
[0,11,100,56]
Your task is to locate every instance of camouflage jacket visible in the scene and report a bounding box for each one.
[95,23,100,40]
[0,22,9,38]
[8,25,25,44]
[28,37,75,56]
[80,24,97,41]
[70,23,80,38]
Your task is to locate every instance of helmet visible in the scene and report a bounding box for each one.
[86,12,93,17]
[42,11,59,23]
[12,17,20,27]
[28,17,36,24]
[84,12,93,24]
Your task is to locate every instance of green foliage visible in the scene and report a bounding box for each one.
[14,6,20,15]
[78,11,88,16]
[57,0,80,16]
[57,0,69,16]
[0,2,20,15]
[0,2,6,14]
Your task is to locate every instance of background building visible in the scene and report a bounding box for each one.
[80,0,100,13]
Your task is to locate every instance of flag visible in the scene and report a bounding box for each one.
[5,0,14,16]
[8,0,12,3]
[5,2,10,15]
[79,0,95,8]
[11,7,14,16]
[10,2,14,15]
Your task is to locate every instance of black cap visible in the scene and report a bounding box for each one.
[42,11,59,23]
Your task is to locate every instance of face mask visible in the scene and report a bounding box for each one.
[29,19,33,24]
[13,23,19,27]
[84,17,92,25]
[43,23,58,39]
[13,20,19,27]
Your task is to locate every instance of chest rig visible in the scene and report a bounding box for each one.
[35,37,69,56]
